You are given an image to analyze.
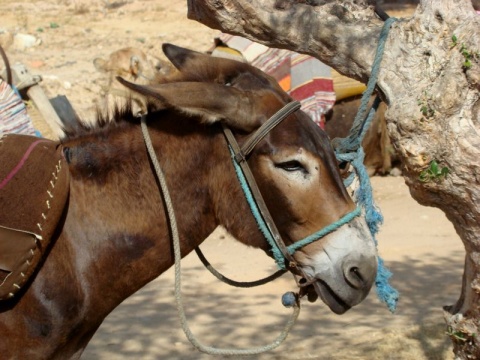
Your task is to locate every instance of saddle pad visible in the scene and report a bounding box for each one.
[0,134,69,300]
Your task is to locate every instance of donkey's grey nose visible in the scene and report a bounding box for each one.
[343,255,377,290]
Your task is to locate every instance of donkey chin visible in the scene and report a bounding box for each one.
[295,216,378,315]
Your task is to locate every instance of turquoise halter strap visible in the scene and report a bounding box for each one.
[228,145,361,270]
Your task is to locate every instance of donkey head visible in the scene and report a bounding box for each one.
[118,43,377,315]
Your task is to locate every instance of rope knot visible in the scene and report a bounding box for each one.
[281,292,298,308]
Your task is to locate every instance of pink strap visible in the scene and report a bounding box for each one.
[0,139,49,190]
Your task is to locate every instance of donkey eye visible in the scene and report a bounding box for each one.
[275,160,307,173]
[223,76,235,86]
[338,160,351,177]
[338,161,349,170]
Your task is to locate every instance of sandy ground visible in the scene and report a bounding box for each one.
[0,1,465,359]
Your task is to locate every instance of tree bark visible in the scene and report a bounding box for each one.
[188,0,480,358]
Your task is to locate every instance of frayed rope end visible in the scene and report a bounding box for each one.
[375,256,399,313]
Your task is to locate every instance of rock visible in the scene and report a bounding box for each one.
[389,167,403,177]
[28,60,46,69]
[12,33,42,50]
[0,30,13,50]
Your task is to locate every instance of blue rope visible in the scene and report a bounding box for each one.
[229,146,281,267]
[229,16,399,313]
[333,17,399,313]
[286,206,360,254]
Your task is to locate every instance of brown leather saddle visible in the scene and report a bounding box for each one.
[0,134,69,300]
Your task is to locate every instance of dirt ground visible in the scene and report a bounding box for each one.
[0,1,465,359]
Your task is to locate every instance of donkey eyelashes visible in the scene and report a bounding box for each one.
[275,160,309,174]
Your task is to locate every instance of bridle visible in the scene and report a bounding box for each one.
[222,101,301,270]
[141,100,361,291]
[139,100,361,355]
[135,9,398,356]
[188,100,361,303]
[221,101,361,273]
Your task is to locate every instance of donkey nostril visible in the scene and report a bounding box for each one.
[342,255,377,291]
[350,267,363,282]
[345,266,365,289]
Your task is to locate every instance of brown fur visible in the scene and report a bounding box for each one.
[325,96,396,175]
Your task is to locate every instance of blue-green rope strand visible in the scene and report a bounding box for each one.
[286,206,361,254]
[229,146,284,268]
[229,16,400,313]
[334,16,399,313]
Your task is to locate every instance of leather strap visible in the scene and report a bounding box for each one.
[222,101,301,270]
[234,101,301,163]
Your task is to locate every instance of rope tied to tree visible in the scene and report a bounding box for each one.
[333,16,399,313]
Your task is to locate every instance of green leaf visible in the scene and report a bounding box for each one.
[419,161,449,183]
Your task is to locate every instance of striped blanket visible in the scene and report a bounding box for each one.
[214,34,336,128]
[0,79,36,137]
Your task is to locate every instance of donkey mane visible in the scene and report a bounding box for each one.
[61,101,162,141]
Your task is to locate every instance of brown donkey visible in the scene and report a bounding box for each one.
[0,44,377,359]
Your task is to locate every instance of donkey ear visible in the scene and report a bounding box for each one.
[162,43,201,71]
[116,77,263,131]
[162,43,250,84]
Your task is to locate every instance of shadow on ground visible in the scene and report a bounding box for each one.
[83,242,463,360]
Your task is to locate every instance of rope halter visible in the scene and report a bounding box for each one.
[222,101,361,270]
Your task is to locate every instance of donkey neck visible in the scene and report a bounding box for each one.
[61,120,219,302]
[0,116,277,360]
[61,117,271,308]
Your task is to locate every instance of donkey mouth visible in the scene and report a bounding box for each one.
[311,280,351,315]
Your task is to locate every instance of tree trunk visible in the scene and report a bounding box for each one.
[188,0,480,358]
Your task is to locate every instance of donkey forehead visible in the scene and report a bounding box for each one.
[268,113,336,159]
